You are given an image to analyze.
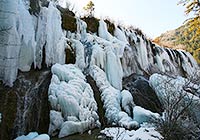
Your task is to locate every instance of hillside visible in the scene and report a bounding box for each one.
[153,24,200,64]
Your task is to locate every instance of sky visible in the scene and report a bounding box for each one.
[60,0,189,38]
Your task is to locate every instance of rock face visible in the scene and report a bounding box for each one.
[86,75,107,128]
[0,70,51,140]
[123,74,163,114]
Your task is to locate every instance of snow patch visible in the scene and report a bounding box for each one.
[133,106,160,124]
[100,124,163,140]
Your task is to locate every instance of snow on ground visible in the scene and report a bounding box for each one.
[14,132,50,140]
[100,123,163,140]
[48,64,100,138]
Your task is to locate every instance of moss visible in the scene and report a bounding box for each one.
[29,0,41,15]
[58,6,77,32]
[61,13,77,32]
[81,17,99,34]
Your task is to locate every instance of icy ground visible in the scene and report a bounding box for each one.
[100,123,163,140]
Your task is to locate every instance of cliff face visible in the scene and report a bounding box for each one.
[0,69,51,140]
[0,0,199,87]
[0,0,199,139]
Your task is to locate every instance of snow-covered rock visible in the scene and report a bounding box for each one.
[121,90,135,117]
[14,132,50,140]
[48,64,100,138]
[133,106,160,124]
[100,123,163,140]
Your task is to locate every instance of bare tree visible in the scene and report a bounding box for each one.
[153,73,200,140]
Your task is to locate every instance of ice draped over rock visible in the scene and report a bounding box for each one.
[0,0,199,87]
[0,0,20,86]
[48,64,100,138]
[0,0,66,86]
[37,2,66,67]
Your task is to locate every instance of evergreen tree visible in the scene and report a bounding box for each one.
[179,0,200,39]
[179,0,200,63]
[83,1,95,17]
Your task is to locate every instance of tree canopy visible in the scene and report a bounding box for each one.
[179,0,200,63]
[179,0,200,38]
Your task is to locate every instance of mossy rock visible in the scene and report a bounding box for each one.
[104,19,115,36]
[58,6,77,32]
[61,13,77,32]
[82,17,99,34]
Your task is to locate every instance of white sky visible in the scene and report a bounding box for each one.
[59,0,189,38]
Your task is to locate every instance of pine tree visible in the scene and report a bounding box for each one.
[179,0,200,63]
[83,1,95,17]
[179,0,200,38]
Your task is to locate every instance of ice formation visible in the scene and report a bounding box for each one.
[1,1,200,139]
[0,0,66,86]
[100,124,163,140]
[1,0,198,88]
[34,1,67,68]
[121,90,135,117]
[14,132,50,140]
[89,65,138,129]
[0,0,21,86]
[48,64,100,138]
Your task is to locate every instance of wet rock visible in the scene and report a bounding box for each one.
[123,73,163,114]
[0,69,51,140]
